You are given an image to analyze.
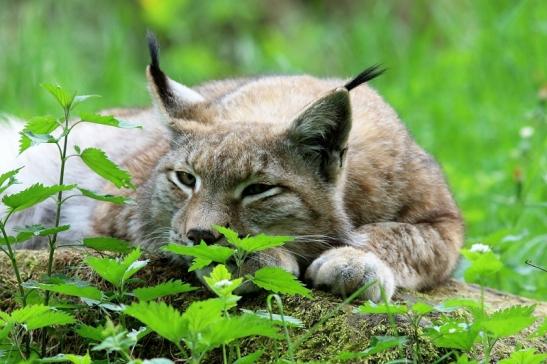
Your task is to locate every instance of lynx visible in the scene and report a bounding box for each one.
[0,35,463,301]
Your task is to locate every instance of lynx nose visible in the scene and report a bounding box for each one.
[186,229,219,245]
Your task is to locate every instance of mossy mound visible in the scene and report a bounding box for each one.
[1,249,545,363]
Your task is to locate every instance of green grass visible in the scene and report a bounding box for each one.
[0,0,545,299]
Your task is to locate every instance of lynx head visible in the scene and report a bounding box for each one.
[140,34,383,259]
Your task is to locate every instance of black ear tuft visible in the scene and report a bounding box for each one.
[147,31,160,69]
[344,65,385,91]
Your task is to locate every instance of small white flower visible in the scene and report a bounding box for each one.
[470,243,491,253]
[519,126,534,139]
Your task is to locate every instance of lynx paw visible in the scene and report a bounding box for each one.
[305,247,395,302]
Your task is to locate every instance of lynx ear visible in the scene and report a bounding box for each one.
[146,32,204,119]
[287,89,351,182]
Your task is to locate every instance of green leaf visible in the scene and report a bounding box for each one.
[9,304,50,323]
[425,320,479,351]
[214,225,293,253]
[12,224,70,243]
[18,131,57,153]
[78,188,128,204]
[358,301,408,314]
[72,94,101,109]
[25,115,59,134]
[41,353,92,364]
[461,250,503,283]
[203,264,242,298]
[240,309,304,328]
[79,148,135,189]
[182,298,226,335]
[80,112,140,128]
[411,302,434,315]
[2,183,75,212]
[498,349,547,364]
[205,314,281,347]
[252,267,311,297]
[32,282,103,301]
[9,305,75,330]
[85,248,146,288]
[75,324,105,342]
[125,301,187,345]
[233,350,264,364]
[163,241,234,268]
[41,83,74,109]
[530,318,546,338]
[480,305,536,338]
[132,280,197,301]
[338,335,407,361]
[83,236,132,254]
[24,310,75,330]
[0,168,21,195]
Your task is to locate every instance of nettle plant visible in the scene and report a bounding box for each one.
[0,84,314,364]
[0,83,544,364]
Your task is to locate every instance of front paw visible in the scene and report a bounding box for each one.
[305,247,395,302]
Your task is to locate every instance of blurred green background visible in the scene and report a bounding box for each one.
[0,0,545,299]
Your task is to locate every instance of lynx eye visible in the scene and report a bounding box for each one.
[241,183,274,197]
[175,171,196,188]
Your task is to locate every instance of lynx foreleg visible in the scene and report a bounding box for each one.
[305,220,463,301]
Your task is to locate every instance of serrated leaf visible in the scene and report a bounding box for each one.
[233,350,264,364]
[13,224,70,243]
[72,94,101,109]
[461,250,503,283]
[24,310,75,330]
[80,148,134,189]
[204,265,242,298]
[80,112,140,128]
[132,280,196,301]
[337,335,407,361]
[252,267,311,297]
[9,304,50,323]
[189,257,214,272]
[83,236,132,254]
[425,320,479,351]
[411,302,434,315]
[25,115,59,134]
[78,188,128,204]
[205,314,281,347]
[214,225,293,253]
[0,168,21,195]
[163,241,234,266]
[530,318,546,338]
[498,348,547,364]
[33,282,103,301]
[41,83,74,109]
[41,353,92,364]
[9,305,75,330]
[182,298,226,334]
[125,301,187,345]
[75,324,105,342]
[358,301,408,314]
[2,183,75,212]
[85,248,143,288]
[18,131,57,153]
[240,309,304,328]
[480,305,536,338]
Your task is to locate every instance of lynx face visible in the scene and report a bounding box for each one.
[143,120,352,260]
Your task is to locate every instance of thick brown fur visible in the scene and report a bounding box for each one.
[86,53,463,301]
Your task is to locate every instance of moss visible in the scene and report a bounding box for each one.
[0,250,545,363]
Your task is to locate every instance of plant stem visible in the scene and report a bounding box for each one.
[41,107,71,357]
[0,220,26,306]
